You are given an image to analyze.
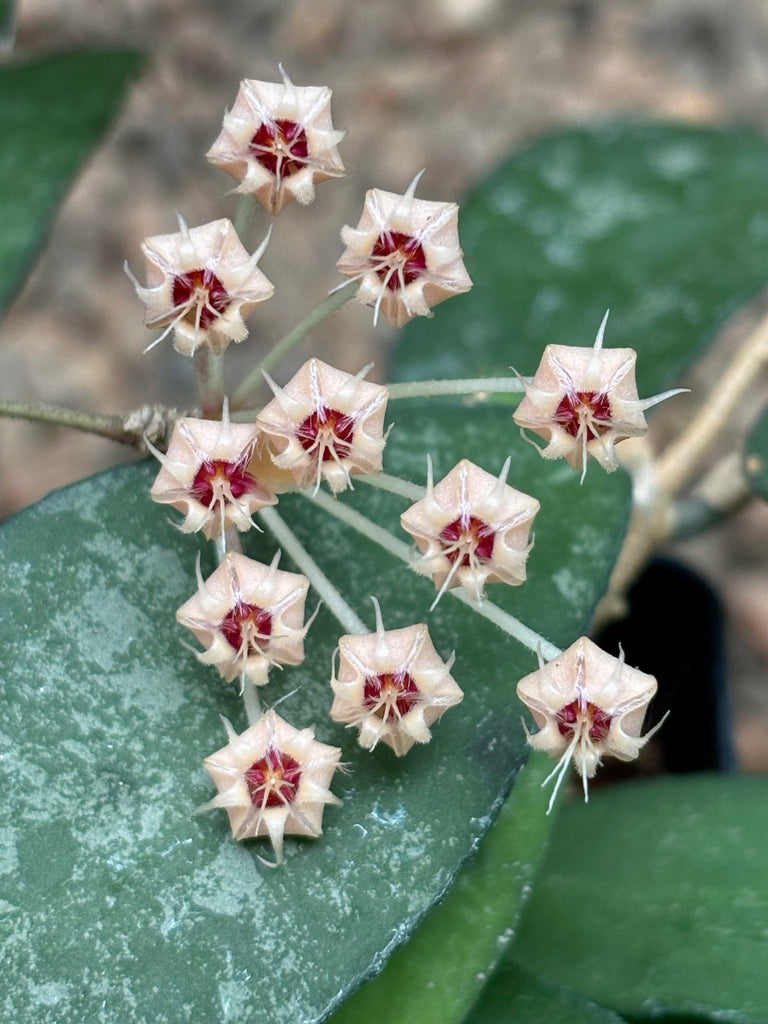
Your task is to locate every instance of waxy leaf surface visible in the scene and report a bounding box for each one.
[4,122,768,1024]
[0,50,142,316]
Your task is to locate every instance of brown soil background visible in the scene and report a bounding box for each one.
[1,0,767,768]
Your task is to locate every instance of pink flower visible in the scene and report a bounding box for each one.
[255,357,389,495]
[148,404,276,540]
[330,599,463,756]
[513,311,687,482]
[198,710,342,865]
[517,636,665,813]
[206,67,345,214]
[400,457,540,608]
[336,171,472,327]
[176,551,313,688]
[126,216,273,355]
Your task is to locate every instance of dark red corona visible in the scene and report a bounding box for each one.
[190,459,259,508]
[556,699,612,742]
[244,747,302,807]
[297,406,355,461]
[371,231,427,290]
[439,515,496,565]
[554,391,612,440]
[363,672,420,721]
[249,119,309,177]
[171,268,229,328]
[220,602,273,654]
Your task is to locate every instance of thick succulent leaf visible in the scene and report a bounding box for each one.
[510,776,768,1024]
[330,121,768,1024]
[0,406,629,1024]
[0,50,143,317]
[329,757,559,1024]
[744,405,768,500]
[396,122,768,397]
[4,120,768,1024]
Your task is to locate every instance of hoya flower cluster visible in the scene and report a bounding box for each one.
[132,70,675,865]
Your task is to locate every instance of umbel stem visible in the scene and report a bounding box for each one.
[231,281,357,410]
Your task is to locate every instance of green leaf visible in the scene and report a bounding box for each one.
[0,406,629,1024]
[396,122,768,398]
[5,120,768,1023]
[510,776,768,1024]
[0,50,143,317]
[329,758,559,1024]
[463,963,629,1024]
[0,0,16,49]
[744,405,768,500]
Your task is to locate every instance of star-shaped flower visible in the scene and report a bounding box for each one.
[400,456,540,608]
[513,311,687,482]
[255,357,389,495]
[330,599,463,756]
[126,216,273,355]
[517,636,665,813]
[199,711,342,866]
[336,171,472,328]
[176,551,313,688]
[148,402,276,540]
[206,67,345,214]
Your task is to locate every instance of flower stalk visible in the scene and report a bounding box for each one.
[258,504,368,635]
[194,347,226,419]
[231,281,357,410]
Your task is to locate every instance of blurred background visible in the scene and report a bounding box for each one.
[1,0,767,768]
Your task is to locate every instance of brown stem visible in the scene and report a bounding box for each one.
[0,399,179,450]
[656,310,768,495]
[595,308,768,627]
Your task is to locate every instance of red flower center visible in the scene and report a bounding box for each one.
[245,747,302,807]
[363,672,420,721]
[249,119,309,178]
[297,406,355,461]
[190,459,260,508]
[371,231,427,290]
[556,699,612,742]
[220,602,273,654]
[439,515,496,565]
[171,268,229,328]
[554,391,612,441]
